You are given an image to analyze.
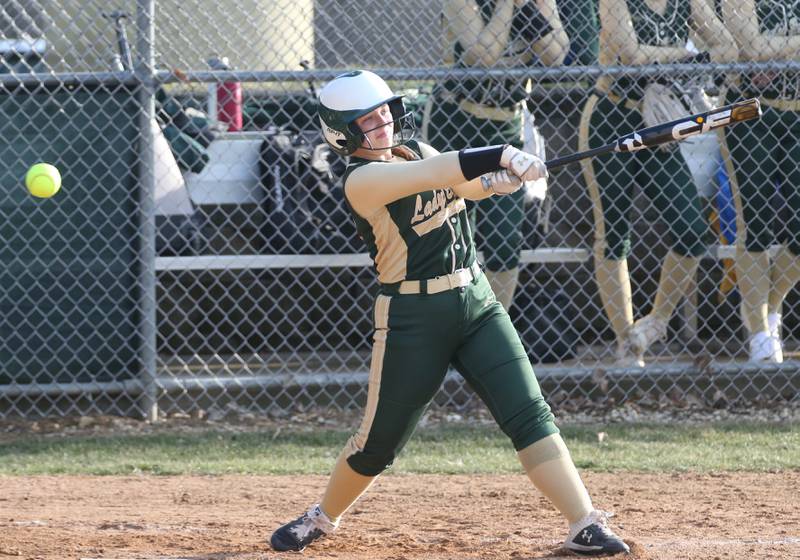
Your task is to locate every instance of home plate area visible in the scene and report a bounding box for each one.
[3,472,799,560]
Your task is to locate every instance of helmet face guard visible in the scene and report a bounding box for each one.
[318,70,416,156]
[347,97,416,153]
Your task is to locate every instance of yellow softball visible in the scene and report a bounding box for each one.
[25,163,62,199]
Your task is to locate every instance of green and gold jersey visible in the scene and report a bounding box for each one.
[746,0,800,100]
[442,0,552,108]
[342,140,477,285]
[610,0,692,99]
[560,0,600,66]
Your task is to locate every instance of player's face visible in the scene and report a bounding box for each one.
[355,104,394,150]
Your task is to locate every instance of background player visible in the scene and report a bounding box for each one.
[424,0,569,311]
[580,0,738,366]
[270,70,629,556]
[719,0,800,363]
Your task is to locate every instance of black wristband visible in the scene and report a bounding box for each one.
[458,145,506,181]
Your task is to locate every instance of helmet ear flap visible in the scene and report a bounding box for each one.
[346,121,366,153]
[388,98,406,133]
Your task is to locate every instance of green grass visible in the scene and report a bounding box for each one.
[0,422,797,475]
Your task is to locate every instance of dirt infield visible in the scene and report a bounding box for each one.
[1,472,798,560]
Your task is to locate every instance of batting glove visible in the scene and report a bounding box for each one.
[480,169,523,196]
[500,145,548,183]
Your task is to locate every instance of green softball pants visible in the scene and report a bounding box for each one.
[722,90,800,255]
[580,94,708,260]
[345,272,558,476]
[425,99,525,271]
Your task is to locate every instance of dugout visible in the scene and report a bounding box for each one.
[0,83,142,387]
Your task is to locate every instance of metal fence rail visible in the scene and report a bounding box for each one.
[1,0,799,419]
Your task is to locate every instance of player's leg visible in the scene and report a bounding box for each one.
[270,293,458,551]
[479,188,525,310]
[580,94,639,366]
[767,106,800,343]
[724,101,781,361]
[628,145,706,358]
[452,273,629,555]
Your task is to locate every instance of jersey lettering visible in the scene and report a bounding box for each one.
[410,188,456,225]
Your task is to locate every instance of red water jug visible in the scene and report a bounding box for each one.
[217,81,242,132]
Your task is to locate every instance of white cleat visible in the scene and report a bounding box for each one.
[614,342,644,368]
[767,312,784,359]
[749,331,783,363]
[628,314,668,358]
[565,510,630,556]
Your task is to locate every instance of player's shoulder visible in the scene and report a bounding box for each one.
[411,140,440,159]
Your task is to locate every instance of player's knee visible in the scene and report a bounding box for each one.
[346,449,396,477]
[501,397,559,451]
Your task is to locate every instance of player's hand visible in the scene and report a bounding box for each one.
[480,169,523,196]
[500,146,548,183]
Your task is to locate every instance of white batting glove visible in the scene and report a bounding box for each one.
[500,145,548,183]
[480,169,523,196]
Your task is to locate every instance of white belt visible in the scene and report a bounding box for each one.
[458,99,520,121]
[396,262,482,295]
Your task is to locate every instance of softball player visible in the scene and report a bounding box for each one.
[270,70,628,556]
[580,0,737,366]
[719,0,800,362]
[424,0,569,310]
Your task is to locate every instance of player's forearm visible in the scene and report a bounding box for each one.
[738,36,800,62]
[348,153,464,209]
[530,0,569,66]
[460,0,516,66]
[690,0,738,63]
[722,0,800,61]
[532,28,569,66]
[346,149,506,215]
[452,177,494,200]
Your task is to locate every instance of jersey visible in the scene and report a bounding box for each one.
[342,140,478,285]
[559,0,600,66]
[610,0,692,99]
[746,0,800,100]
[442,0,552,108]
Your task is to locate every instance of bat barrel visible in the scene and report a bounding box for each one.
[730,98,762,122]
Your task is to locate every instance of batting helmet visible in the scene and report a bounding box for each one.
[318,70,415,156]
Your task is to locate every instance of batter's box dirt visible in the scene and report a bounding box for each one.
[1,472,798,559]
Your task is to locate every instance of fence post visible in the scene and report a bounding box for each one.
[135,0,158,422]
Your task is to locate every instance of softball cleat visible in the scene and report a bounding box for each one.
[565,510,630,556]
[749,331,783,363]
[270,504,337,552]
[628,314,668,357]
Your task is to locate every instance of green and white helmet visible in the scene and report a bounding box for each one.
[318,70,415,156]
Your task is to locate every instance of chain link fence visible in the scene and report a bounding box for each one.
[1,0,799,420]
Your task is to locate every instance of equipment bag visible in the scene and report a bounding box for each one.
[259,128,359,254]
